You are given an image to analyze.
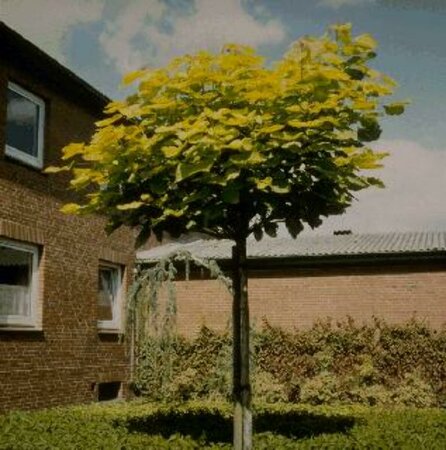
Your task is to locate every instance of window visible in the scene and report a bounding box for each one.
[5,82,45,169]
[0,239,39,327]
[97,381,122,401]
[97,263,122,331]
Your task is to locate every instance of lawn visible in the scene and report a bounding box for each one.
[1,401,445,449]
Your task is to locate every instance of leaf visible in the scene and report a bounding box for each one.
[288,118,339,129]
[253,225,263,241]
[255,177,273,191]
[230,151,266,166]
[95,114,122,128]
[354,33,377,51]
[264,222,278,238]
[358,118,381,142]
[384,102,408,116]
[258,124,285,134]
[44,165,70,174]
[162,146,182,158]
[60,203,82,214]
[116,201,144,210]
[175,159,214,182]
[285,217,304,238]
[62,143,85,160]
[122,69,146,86]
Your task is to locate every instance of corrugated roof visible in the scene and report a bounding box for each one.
[137,232,446,263]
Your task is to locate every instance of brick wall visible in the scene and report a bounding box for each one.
[157,264,446,337]
[0,51,135,412]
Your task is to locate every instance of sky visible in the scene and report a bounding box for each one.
[1,0,445,234]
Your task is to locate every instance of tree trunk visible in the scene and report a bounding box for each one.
[232,237,252,450]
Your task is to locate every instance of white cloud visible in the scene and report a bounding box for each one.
[0,0,105,62]
[313,140,446,233]
[99,0,166,74]
[319,0,375,8]
[99,0,287,74]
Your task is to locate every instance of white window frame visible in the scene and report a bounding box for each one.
[97,262,123,332]
[0,239,40,328]
[5,82,45,169]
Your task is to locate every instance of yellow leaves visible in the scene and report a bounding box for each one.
[254,177,290,193]
[288,117,339,129]
[162,146,182,158]
[352,99,376,110]
[70,169,92,188]
[230,151,266,166]
[44,165,70,174]
[104,100,126,114]
[244,91,276,103]
[155,123,183,135]
[163,207,188,218]
[62,143,85,160]
[258,124,285,134]
[95,114,122,128]
[55,23,405,239]
[175,158,214,182]
[139,101,177,112]
[315,68,350,81]
[335,148,388,169]
[116,201,144,210]
[122,69,147,86]
[221,115,250,127]
[225,139,253,151]
[332,23,353,45]
[60,203,82,214]
[354,34,377,51]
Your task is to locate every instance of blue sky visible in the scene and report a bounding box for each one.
[1,0,445,233]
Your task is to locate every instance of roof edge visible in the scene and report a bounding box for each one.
[0,21,110,113]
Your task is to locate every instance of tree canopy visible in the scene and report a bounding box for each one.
[49,23,406,243]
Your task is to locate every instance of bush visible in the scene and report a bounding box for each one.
[133,319,446,407]
[1,401,445,449]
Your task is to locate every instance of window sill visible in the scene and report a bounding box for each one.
[5,146,43,170]
[97,327,123,335]
[0,324,42,332]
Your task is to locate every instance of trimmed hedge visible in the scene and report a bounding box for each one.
[133,318,446,407]
[1,401,446,449]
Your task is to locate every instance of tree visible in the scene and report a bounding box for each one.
[48,23,405,449]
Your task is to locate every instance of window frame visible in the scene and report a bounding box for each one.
[5,82,46,169]
[97,262,123,332]
[0,238,40,328]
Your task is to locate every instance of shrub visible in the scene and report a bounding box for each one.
[133,319,446,407]
[1,401,445,449]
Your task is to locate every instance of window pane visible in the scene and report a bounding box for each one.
[6,88,40,157]
[0,245,32,317]
[98,267,117,322]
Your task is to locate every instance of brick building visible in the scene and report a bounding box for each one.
[0,22,135,412]
[137,232,446,337]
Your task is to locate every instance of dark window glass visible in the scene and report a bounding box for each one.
[0,245,32,317]
[98,267,118,322]
[6,88,40,157]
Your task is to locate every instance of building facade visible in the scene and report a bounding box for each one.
[0,22,135,412]
[138,233,446,337]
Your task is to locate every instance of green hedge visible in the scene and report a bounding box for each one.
[133,318,446,407]
[1,401,445,449]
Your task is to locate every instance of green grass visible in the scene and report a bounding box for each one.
[1,401,445,449]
